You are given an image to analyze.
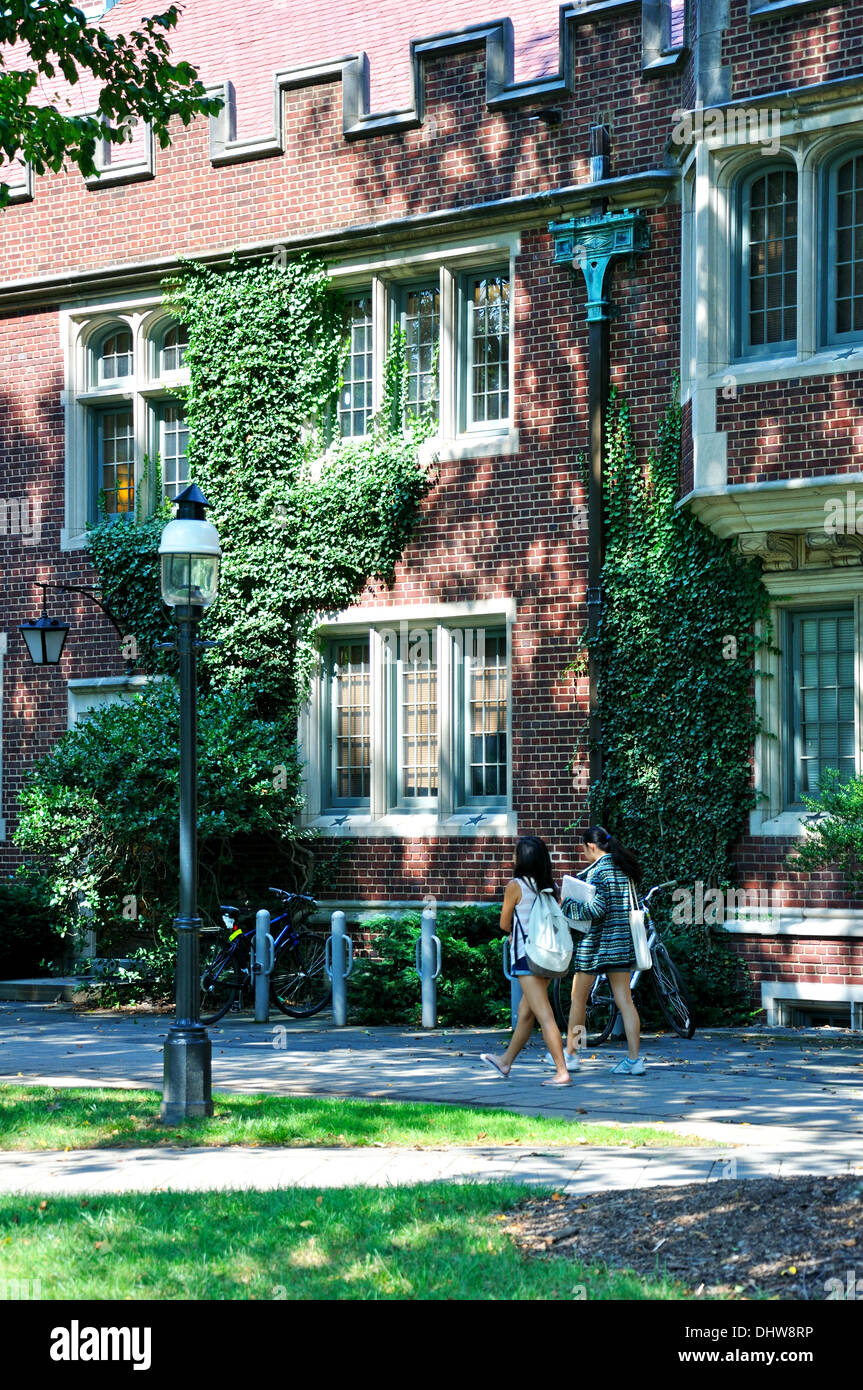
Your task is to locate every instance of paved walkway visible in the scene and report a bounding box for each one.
[2,1136,860,1196]
[1,1003,862,1193]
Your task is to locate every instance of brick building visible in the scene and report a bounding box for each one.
[1,0,862,1023]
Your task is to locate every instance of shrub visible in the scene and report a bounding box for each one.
[0,876,64,978]
[14,680,308,996]
[347,906,511,1028]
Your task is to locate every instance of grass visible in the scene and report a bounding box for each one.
[0,1085,696,1152]
[0,1184,693,1300]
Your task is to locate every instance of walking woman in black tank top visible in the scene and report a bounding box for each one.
[480,836,571,1086]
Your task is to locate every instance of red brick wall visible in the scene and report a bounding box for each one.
[726,931,863,1004]
[718,374,863,486]
[725,0,858,100]
[0,307,125,871]
[3,2,862,928]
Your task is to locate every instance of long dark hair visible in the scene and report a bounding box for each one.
[583,826,642,884]
[513,836,556,893]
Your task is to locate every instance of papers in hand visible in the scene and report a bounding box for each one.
[562,874,597,907]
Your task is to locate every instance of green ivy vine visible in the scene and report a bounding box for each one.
[87,253,436,716]
[586,386,772,892]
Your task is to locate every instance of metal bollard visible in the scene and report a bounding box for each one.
[502,937,520,1030]
[253,909,275,1023]
[325,910,354,1026]
[414,907,442,1029]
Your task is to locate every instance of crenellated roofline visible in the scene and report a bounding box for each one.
[4,3,686,203]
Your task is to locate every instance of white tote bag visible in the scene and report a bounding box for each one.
[628,879,652,972]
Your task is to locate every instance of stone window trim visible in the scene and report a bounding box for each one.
[680,112,863,494]
[751,578,863,838]
[67,674,156,728]
[60,296,190,549]
[298,599,517,839]
[328,231,519,460]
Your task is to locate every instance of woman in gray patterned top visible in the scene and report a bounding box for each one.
[560,826,646,1076]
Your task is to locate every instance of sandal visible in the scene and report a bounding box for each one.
[541,1077,573,1087]
[480,1053,510,1079]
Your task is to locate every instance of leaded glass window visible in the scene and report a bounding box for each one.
[339,294,374,437]
[832,154,863,339]
[464,629,508,801]
[466,274,510,425]
[330,641,371,804]
[160,403,189,500]
[789,609,856,801]
[96,328,133,384]
[742,168,797,353]
[401,285,439,421]
[97,408,135,514]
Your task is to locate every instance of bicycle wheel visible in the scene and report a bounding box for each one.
[651,941,696,1039]
[551,970,619,1045]
[271,931,331,1018]
[200,939,243,1025]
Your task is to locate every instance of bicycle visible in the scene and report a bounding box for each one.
[551,880,696,1043]
[199,888,331,1024]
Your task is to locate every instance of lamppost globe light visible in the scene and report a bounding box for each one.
[158,516,222,609]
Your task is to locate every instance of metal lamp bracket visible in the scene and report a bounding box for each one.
[549,209,650,322]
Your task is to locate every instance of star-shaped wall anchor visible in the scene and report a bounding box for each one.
[331,814,351,827]
[834,348,858,360]
[466,813,487,826]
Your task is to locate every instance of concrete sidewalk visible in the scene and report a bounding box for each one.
[2,1002,863,1194]
[1,1135,861,1196]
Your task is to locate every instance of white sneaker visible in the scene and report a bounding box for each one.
[543,1049,580,1072]
[611,1056,645,1076]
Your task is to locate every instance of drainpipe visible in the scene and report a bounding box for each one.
[550,129,650,791]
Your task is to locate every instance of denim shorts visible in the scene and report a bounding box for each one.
[511,924,531,976]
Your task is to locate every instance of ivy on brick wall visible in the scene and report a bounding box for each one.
[87,254,436,715]
[18,254,436,969]
[586,387,772,892]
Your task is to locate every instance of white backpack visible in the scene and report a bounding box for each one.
[521,885,573,979]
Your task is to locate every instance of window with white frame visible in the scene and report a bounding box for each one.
[738,164,798,358]
[463,270,510,428]
[825,149,863,344]
[400,282,440,422]
[786,607,857,804]
[65,307,190,537]
[332,254,513,448]
[338,293,374,438]
[318,622,509,817]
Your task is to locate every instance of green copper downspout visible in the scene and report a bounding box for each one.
[550,127,650,791]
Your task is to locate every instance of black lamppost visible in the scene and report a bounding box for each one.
[158,483,222,1122]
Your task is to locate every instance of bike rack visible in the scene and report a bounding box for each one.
[501,937,520,1030]
[325,910,354,1026]
[253,909,275,1024]
[414,907,442,1029]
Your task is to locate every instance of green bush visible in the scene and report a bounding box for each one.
[0,876,64,978]
[786,768,863,891]
[14,680,308,997]
[347,906,510,1028]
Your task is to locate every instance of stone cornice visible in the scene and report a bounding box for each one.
[0,169,677,309]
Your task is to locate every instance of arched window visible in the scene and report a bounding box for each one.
[94,326,133,385]
[739,165,798,356]
[827,151,863,342]
[159,322,189,373]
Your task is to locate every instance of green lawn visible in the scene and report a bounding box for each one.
[0,1085,695,1151]
[0,1185,692,1300]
